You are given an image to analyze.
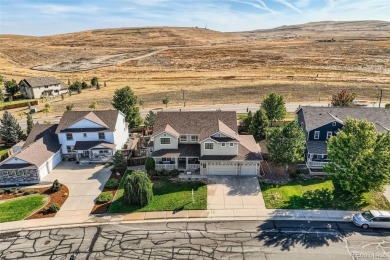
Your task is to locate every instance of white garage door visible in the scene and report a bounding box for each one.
[208,163,237,175]
[241,163,258,176]
[38,150,62,181]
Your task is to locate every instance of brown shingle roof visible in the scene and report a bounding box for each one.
[153,111,238,140]
[22,77,61,88]
[152,144,200,157]
[56,110,120,133]
[10,124,61,167]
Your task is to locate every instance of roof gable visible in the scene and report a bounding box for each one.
[21,77,61,88]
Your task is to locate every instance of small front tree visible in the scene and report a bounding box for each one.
[42,103,52,116]
[0,111,24,144]
[144,110,156,129]
[81,81,88,89]
[112,86,141,128]
[266,121,306,171]
[145,157,156,173]
[4,79,19,101]
[324,118,390,195]
[113,151,127,175]
[249,109,269,141]
[26,113,34,135]
[91,76,99,87]
[331,90,356,107]
[69,81,82,93]
[162,97,169,108]
[261,93,287,126]
[123,170,153,206]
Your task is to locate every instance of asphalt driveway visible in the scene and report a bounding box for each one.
[207,176,265,213]
[40,161,111,218]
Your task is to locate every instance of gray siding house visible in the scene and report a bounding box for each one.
[148,111,262,176]
[19,77,68,99]
[296,106,390,175]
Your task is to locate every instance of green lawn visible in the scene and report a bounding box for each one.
[0,146,11,157]
[0,194,47,223]
[109,172,207,213]
[260,180,390,210]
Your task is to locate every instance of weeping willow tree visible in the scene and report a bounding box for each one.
[123,170,153,206]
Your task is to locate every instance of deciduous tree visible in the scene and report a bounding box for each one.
[42,103,52,116]
[91,76,99,87]
[331,90,356,107]
[89,101,98,110]
[4,79,19,100]
[249,109,269,141]
[112,86,141,128]
[324,118,390,195]
[261,93,287,126]
[162,97,169,108]
[266,121,306,170]
[123,170,153,206]
[0,111,24,144]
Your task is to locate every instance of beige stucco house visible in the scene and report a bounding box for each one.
[19,76,68,99]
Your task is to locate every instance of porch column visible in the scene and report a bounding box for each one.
[175,158,178,169]
[89,150,92,158]
[186,157,188,170]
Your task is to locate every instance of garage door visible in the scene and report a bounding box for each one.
[241,163,258,176]
[208,163,237,175]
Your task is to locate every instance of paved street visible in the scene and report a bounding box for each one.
[1,220,390,259]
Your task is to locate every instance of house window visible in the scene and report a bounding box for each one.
[229,143,234,147]
[205,143,214,150]
[160,138,171,145]
[99,150,109,154]
[326,131,332,139]
[221,143,226,147]
[83,133,87,138]
[180,135,187,142]
[191,135,198,142]
[314,131,320,139]
[332,121,336,126]
[98,132,105,139]
[66,146,73,153]
[66,133,73,140]
[162,157,171,162]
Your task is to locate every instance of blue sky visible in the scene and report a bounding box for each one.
[0,0,389,35]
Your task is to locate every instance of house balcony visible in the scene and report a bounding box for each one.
[156,162,176,171]
[307,160,328,168]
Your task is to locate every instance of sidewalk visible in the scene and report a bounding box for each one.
[0,208,355,233]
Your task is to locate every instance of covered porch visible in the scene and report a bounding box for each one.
[306,141,328,175]
[152,144,200,173]
[74,141,116,163]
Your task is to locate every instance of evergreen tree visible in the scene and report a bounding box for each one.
[145,157,156,172]
[249,109,269,141]
[26,113,34,135]
[112,86,141,128]
[91,76,99,87]
[123,170,153,206]
[113,151,128,174]
[0,111,24,144]
[144,110,156,129]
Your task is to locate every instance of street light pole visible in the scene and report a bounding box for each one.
[182,89,186,107]
[379,89,383,108]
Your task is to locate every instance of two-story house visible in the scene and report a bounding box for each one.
[56,110,129,162]
[297,106,390,175]
[19,76,68,99]
[148,111,262,176]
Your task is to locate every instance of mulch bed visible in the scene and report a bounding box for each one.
[26,185,69,220]
[91,171,123,214]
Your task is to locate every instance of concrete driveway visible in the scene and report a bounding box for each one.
[40,161,111,218]
[207,177,265,217]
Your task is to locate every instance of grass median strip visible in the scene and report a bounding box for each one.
[260,179,390,210]
[109,171,207,213]
[0,194,47,223]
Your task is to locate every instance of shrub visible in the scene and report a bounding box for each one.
[385,103,390,109]
[296,168,306,175]
[105,178,119,189]
[289,172,298,179]
[23,189,36,195]
[145,157,156,172]
[10,188,16,194]
[51,179,61,192]
[113,151,127,174]
[48,203,60,213]
[19,188,26,193]
[170,169,180,177]
[97,192,113,204]
[0,189,4,195]
[160,169,170,176]
[123,170,153,206]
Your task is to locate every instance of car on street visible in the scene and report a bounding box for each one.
[353,210,390,229]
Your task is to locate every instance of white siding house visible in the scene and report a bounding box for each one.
[19,77,68,99]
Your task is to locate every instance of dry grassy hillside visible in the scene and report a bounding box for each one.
[0,21,389,112]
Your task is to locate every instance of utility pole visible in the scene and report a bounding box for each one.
[379,89,383,108]
[182,89,186,107]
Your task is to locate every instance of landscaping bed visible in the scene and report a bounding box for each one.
[109,171,207,213]
[91,170,122,214]
[260,179,390,210]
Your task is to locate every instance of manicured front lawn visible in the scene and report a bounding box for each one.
[0,146,11,157]
[260,180,390,210]
[0,194,47,223]
[109,172,207,213]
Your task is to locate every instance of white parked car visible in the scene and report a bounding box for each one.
[353,210,390,229]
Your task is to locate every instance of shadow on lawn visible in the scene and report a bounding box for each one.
[286,188,367,210]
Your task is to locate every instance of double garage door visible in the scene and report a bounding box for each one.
[207,162,258,176]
